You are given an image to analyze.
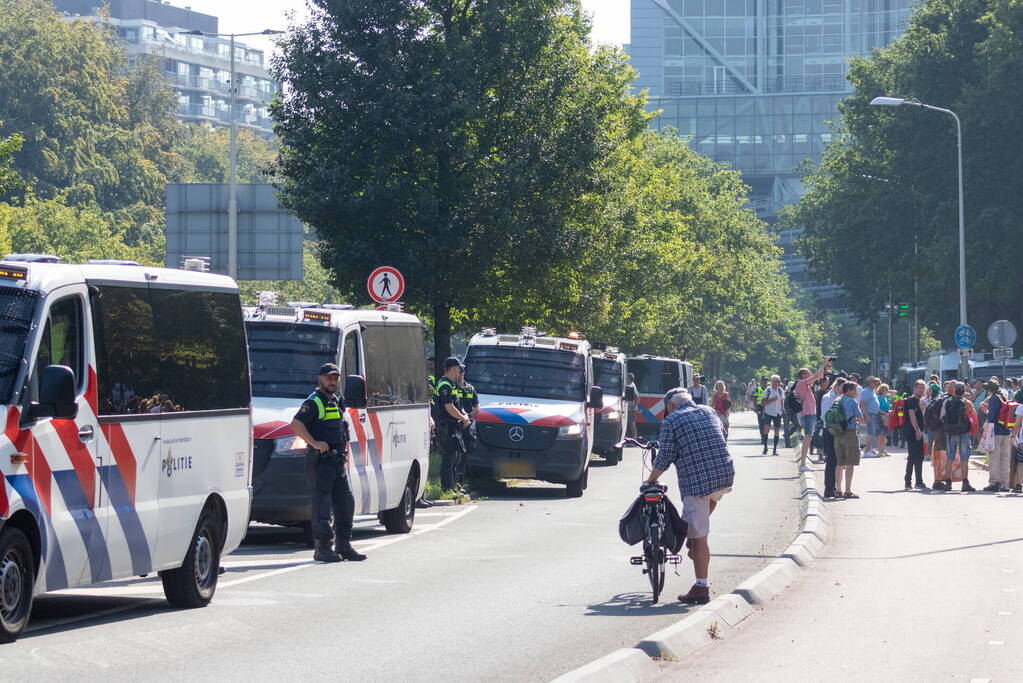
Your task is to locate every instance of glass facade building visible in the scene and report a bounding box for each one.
[629,0,912,300]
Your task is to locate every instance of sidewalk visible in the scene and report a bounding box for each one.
[654,443,1023,682]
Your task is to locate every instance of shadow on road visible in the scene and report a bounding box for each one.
[825,536,1023,561]
[27,594,168,638]
[584,592,695,617]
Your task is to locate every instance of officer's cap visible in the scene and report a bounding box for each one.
[443,357,463,371]
[318,363,341,377]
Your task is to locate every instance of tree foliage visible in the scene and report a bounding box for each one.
[788,0,1023,351]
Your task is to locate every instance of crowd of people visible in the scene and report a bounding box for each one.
[703,362,1023,499]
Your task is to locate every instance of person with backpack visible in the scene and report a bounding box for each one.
[923,383,947,489]
[939,382,976,492]
[903,379,928,490]
[792,360,830,470]
[828,381,863,498]
[820,377,846,499]
[984,379,1013,492]
[760,375,785,455]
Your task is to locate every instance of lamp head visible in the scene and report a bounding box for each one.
[870,96,906,107]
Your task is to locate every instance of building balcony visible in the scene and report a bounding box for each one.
[666,73,851,97]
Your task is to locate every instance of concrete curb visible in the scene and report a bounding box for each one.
[550,648,661,683]
[551,461,831,682]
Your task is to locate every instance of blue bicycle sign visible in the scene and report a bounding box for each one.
[954,324,977,349]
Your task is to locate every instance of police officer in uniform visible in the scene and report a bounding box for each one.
[434,357,471,490]
[289,363,367,563]
[455,366,479,474]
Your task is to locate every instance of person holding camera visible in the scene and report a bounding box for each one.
[290,363,367,563]
[794,358,832,470]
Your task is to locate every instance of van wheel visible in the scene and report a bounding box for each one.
[381,470,418,534]
[0,527,34,643]
[566,467,587,498]
[605,447,622,466]
[161,510,221,608]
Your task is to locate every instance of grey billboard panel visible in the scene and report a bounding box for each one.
[165,183,304,281]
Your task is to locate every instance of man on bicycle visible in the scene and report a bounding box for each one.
[644,388,734,604]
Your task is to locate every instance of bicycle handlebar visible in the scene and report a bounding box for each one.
[616,437,658,450]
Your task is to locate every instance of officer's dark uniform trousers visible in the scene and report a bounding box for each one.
[305,392,356,544]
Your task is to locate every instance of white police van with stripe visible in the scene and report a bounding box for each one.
[0,256,252,641]
[464,327,603,497]
[243,298,429,538]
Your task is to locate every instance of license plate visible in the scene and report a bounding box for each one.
[496,459,536,478]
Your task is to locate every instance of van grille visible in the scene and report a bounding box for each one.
[476,423,557,451]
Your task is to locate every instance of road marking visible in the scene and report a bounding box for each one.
[1002,588,1015,593]
[998,611,1012,616]
[971,678,992,683]
[988,641,1004,646]
[26,505,478,633]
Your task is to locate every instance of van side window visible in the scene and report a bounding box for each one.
[92,285,160,415]
[341,330,359,376]
[361,324,394,407]
[386,324,428,405]
[29,296,85,402]
[92,285,249,415]
[149,288,249,412]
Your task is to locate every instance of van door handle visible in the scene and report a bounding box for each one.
[78,425,95,443]
[359,413,367,424]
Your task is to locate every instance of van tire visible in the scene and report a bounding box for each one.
[161,510,221,608]
[380,470,417,534]
[0,527,34,643]
[605,447,622,466]
[566,467,587,498]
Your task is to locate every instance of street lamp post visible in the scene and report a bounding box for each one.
[184,28,283,280]
[869,96,968,380]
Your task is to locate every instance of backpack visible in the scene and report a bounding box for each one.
[998,400,1020,430]
[824,400,848,436]
[784,384,803,415]
[942,396,968,435]
[888,398,906,430]
[924,397,945,431]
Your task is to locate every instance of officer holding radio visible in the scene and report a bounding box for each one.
[290,363,367,563]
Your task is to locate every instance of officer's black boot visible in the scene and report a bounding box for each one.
[314,539,341,563]
[336,541,367,562]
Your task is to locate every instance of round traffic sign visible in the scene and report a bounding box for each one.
[367,266,405,303]
[954,324,977,350]
[987,319,1017,349]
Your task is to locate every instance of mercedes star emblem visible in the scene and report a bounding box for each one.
[508,426,525,442]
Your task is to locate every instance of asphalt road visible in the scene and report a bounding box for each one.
[3,411,798,682]
[654,444,1023,682]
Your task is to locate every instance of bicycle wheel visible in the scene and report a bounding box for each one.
[647,524,662,603]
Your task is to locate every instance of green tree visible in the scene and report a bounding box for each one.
[271,0,649,362]
[175,124,279,184]
[0,0,182,212]
[788,0,1023,350]
[0,135,24,196]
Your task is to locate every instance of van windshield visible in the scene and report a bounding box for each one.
[465,345,586,403]
[0,287,40,404]
[593,357,623,395]
[246,322,339,399]
[627,359,680,395]
[974,364,1023,382]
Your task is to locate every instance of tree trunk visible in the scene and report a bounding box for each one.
[433,302,452,366]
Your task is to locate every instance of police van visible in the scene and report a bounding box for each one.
[463,327,603,497]
[626,355,694,436]
[0,256,252,641]
[243,299,429,539]
[591,347,634,465]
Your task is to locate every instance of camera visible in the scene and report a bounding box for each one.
[825,356,837,363]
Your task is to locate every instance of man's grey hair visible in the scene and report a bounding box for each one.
[667,388,691,408]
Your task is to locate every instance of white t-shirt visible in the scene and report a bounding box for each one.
[1015,404,1023,445]
[762,386,785,417]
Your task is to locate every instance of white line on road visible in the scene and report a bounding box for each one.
[987,641,1004,646]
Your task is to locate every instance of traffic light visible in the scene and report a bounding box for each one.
[897,303,911,318]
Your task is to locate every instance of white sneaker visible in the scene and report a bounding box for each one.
[863,450,877,458]
[799,465,812,472]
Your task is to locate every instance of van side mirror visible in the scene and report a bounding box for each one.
[624,385,637,402]
[29,365,78,421]
[344,374,367,409]
[588,386,604,410]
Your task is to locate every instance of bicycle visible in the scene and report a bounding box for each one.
[618,437,682,603]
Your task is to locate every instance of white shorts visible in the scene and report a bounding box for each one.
[682,488,731,539]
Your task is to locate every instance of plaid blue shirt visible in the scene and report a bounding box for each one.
[653,400,735,498]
